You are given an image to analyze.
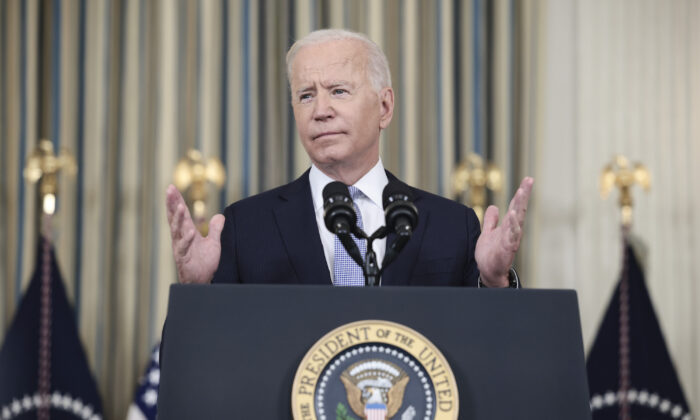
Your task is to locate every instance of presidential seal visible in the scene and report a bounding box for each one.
[291,320,458,420]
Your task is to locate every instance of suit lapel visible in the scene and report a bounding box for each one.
[273,171,332,285]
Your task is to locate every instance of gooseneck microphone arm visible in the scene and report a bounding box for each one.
[362,226,388,287]
[336,225,365,268]
[323,182,365,268]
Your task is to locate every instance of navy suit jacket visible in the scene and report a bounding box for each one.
[212,170,481,286]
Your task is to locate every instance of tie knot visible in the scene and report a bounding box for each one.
[348,185,363,201]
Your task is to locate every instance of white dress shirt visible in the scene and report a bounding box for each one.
[309,160,389,283]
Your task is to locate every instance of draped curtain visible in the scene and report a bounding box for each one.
[1,0,698,418]
[528,0,700,412]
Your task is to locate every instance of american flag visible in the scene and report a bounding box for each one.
[364,402,387,420]
[125,344,160,420]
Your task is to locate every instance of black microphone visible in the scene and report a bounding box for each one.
[383,180,418,236]
[322,181,364,267]
[323,181,357,235]
[382,181,418,268]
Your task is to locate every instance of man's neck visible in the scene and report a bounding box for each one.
[315,157,380,185]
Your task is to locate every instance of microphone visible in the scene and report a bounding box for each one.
[322,181,357,235]
[322,182,364,267]
[382,181,418,268]
[383,180,418,236]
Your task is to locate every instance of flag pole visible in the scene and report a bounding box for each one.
[618,224,631,420]
[24,139,76,420]
[38,211,53,420]
[600,155,650,420]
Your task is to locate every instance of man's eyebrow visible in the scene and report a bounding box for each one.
[294,85,315,95]
[323,80,353,88]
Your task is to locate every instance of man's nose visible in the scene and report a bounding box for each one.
[313,92,334,120]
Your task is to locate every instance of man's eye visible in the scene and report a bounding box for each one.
[332,88,348,95]
[299,93,312,102]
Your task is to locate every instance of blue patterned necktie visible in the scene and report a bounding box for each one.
[333,186,367,286]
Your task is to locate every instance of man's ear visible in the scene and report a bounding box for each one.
[378,87,395,130]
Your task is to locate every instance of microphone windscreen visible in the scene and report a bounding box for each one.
[323,181,351,203]
[382,180,414,208]
[322,181,357,233]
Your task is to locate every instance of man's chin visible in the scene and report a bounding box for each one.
[306,145,351,164]
[312,155,348,168]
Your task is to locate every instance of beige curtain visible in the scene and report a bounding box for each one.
[528,0,700,410]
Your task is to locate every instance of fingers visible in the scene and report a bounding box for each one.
[208,214,225,242]
[507,177,534,227]
[502,208,522,249]
[169,202,188,242]
[167,187,194,235]
[166,184,186,224]
[167,185,198,260]
[482,205,500,233]
[520,177,534,204]
[174,220,196,258]
[507,177,533,212]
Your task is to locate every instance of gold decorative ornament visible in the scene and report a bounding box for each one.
[173,149,226,234]
[24,139,77,215]
[452,153,503,223]
[600,155,651,228]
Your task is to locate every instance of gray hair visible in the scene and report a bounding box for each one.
[286,29,392,92]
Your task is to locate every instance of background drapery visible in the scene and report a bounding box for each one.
[1,0,698,418]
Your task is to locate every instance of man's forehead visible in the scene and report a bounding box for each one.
[295,38,366,61]
[299,56,354,74]
[291,40,368,83]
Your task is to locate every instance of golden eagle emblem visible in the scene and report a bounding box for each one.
[339,359,409,419]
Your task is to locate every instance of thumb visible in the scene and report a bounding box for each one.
[482,205,499,233]
[207,214,225,242]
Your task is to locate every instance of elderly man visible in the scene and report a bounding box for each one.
[166,29,533,288]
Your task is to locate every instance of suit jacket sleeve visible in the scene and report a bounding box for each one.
[463,206,482,287]
[212,205,240,284]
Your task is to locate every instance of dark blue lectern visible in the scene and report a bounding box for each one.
[159,284,592,419]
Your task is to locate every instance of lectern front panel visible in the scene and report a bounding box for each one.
[159,284,591,420]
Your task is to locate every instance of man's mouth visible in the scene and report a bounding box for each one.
[312,131,345,140]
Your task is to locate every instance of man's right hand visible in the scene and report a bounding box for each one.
[166,184,225,284]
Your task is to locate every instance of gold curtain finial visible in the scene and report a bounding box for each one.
[452,153,503,223]
[173,149,226,235]
[24,139,77,215]
[600,155,651,228]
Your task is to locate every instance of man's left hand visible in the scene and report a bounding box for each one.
[474,177,534,287]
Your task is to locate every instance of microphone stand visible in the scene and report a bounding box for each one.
[362,227,387,287]
[343,226,410,287]
[353,226,389,287]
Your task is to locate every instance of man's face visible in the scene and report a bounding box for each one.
[290,39,393,175]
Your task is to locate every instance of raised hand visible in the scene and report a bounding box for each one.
[474,177,534,287]
[165,184,225,284]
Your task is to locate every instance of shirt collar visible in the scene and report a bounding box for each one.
[309,159,389,212]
